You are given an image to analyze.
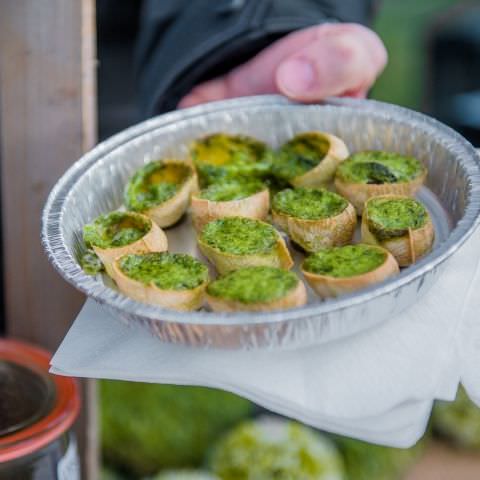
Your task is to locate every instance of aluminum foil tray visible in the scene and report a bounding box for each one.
[42,96,480,349]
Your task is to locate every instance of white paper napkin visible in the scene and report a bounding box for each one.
[51,225,480,448]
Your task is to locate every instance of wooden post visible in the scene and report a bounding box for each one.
[0,1,98,478]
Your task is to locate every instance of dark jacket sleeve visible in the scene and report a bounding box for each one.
[136,0,377,116]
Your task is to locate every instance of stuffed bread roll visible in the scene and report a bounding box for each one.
[206,266,307,312]
[334,151,427,213]
[272,187,356,252]
[82,211,168,277]
[191,179,269,231]
[272,132,349,187]
[124,160,197,228]
[361,195,434,266]
[190,133,271,186]
[113,252,209,311]
[198,217,293,275]
[302,244,399,298]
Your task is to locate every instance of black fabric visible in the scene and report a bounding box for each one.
[136,0,376,116]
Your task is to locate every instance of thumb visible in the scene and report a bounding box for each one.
[178,24,386,108]
[178,26,313,108]
[276,26,386,102]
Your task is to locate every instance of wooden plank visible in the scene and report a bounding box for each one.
[0,1,98,478]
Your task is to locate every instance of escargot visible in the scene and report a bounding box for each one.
[272,132,349,187]
[361,195,434,266]
[191,179,269,231]
[82,211,168,277]
[124,160,197,228]
[197,216,293,275]
[302,244,399,298]
[272,187,356,252]
[190,133,271,186]
[335,151,427,213]
[113,252,209,311]
[206,266,307,312]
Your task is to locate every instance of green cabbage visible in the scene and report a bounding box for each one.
[433,386,480,449]
[209,417,344,479]
[331,434,426,480]
[100,466,127,480]
[101,381,252,476]
[151,470,219,480]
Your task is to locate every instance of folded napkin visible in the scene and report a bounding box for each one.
[51,225,480,448]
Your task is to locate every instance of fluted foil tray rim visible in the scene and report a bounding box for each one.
[42,96,480,331]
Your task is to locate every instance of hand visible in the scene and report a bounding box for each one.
[178,23,387,108]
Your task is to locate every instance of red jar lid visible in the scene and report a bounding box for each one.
[0,339,80,462]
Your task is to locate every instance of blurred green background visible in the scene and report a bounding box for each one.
[371,0,457,109]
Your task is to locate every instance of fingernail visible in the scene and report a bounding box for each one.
[277,58,316,95]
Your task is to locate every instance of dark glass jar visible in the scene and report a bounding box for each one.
[0,339,81,480]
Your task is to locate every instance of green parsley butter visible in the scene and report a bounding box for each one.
[200,217,278,255]
[118,252,208,290]
[366,197,428,240]
[207,266,298,304]
[303,245,386,278]
[273,187,347,220]
[191,133,270,185]
[83,211,150,249]
[80,250,104,275]
[199,180,265,202]
[336,151,424,184]
[153,471,218,480]
[272,132,330,181]
[124,161,192,211]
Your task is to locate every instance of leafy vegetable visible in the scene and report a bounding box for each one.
[151,471,219,480]
[100,466,127,480]
[101,381,253,477]
[332,434,426,480]
[209,417,344,480]
[432,386,480,449]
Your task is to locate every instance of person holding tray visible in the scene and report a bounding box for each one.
[135,0,387,115]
